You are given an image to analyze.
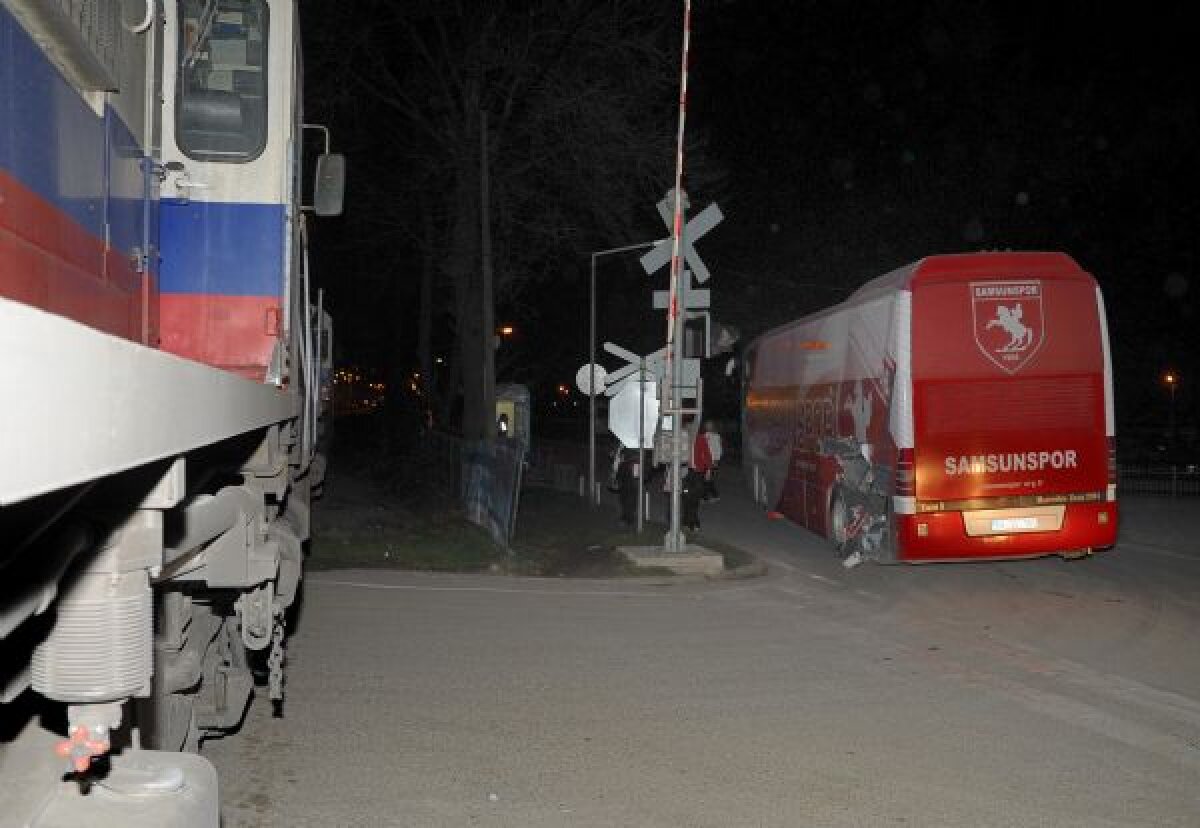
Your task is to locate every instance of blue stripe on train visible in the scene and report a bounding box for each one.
[159,199,285,297]
[1,4,149,260]
[1,5,106,238]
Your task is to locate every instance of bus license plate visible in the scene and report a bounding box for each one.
[991,517,1038,531]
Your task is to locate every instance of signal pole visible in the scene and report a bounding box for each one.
[662,0,693,553]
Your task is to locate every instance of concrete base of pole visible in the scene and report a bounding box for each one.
[618,545,724,576]
[663,526,686,554]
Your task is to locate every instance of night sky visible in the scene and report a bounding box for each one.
[302,1,1197,455]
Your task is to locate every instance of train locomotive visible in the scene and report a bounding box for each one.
[0,1,341,823]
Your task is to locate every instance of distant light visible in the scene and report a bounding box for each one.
[435,357,444,364]
[1164,372,1177,386]
[500,325,515,336]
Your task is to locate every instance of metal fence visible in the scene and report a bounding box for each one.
[418,431,526,546]
[1118,465,1200,497]
[461,440,525,547]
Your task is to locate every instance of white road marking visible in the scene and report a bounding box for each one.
[309,578,678,599]
[808,573,842,587]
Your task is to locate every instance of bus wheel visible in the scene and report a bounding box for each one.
[829,491,849,553]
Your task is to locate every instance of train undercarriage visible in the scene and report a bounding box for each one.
[0,299,326,826]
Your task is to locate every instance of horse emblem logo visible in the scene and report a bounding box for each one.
[971,280,1045,373]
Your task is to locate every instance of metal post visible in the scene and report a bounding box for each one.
[587,241,658,508]
[667,267,686,553]
[589,253,597,506]
[637,359,645,534]
[662,0,693,554]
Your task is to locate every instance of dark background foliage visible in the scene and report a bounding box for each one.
[301,0,1198,447]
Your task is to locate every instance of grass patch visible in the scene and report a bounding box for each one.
[308,508,502,572]
[509,488,755,576]
[509,487,671,577]
[309,465,758,577]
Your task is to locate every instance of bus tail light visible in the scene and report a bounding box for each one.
[896,448,915,497]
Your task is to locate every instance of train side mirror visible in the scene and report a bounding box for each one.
[313,153,345,217]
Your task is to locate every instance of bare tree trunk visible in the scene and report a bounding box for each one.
[479,109,495,444]
[449,162,484,439]
[457,277,486,441]
[437,348,460,429]
[418,210,434,406]
[386,276,409,422]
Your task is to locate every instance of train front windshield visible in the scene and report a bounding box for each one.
[177,0,269,162]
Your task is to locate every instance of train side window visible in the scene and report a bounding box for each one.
[177,0,269,162]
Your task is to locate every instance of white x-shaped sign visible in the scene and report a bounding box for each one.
[601,343,666,397]
[639,201,724,284]
[602,342,699,399]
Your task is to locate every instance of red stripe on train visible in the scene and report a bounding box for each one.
[159,293,281,380]
[0,169,151,343]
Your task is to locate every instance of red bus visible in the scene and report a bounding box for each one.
[742,252,1117,563]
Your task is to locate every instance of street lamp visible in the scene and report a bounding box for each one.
[1163,370,1178,444]
[588,241,659,505]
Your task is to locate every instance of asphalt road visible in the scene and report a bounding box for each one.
[205,474,1200,827]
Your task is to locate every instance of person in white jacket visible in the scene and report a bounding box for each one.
[701,420,723,502]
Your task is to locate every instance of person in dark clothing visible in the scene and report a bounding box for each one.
[681,465,704,532]
[615,448,639,526]
[682,422,712,532]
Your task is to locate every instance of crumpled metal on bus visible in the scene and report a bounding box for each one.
[820,437,893,566]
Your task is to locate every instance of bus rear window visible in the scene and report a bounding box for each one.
[177,0,268,162]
